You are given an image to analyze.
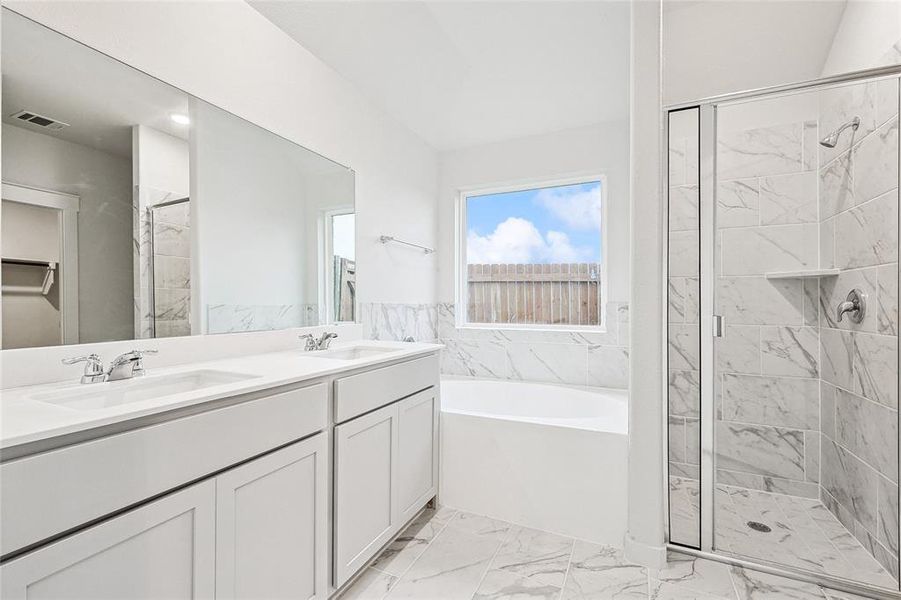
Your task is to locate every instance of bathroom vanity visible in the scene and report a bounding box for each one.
[0,341,441,599]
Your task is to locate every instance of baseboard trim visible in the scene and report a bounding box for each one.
[623,533,667,569]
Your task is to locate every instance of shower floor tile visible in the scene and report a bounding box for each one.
[339,506,885,600]
[716,485,898,589]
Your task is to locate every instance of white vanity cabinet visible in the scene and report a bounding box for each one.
[396,388,439,523]
[216,434,329,600]
[1,436,329,600]
[0,480,217,599]
[0,349,441,599]
[332,355,440,588]
[333,402,400,586]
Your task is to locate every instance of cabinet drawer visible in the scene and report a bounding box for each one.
[1,382,328,557]
[1,480,216,600]
[334,354,438,423]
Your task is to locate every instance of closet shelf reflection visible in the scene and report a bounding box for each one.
[1,258,57,295]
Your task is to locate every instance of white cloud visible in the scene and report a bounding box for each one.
[535,184,602,231]
[467,217,590,264]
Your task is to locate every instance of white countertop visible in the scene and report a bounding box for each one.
[0,341,442,451]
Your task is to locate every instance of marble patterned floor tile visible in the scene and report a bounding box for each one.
[447,511,515,542]
[651,552,737,598]
[729,567,827,600]
[490,526,574,588]
[370,507,457,576]
[473,569,562,600]
[715,484,898,590]
[341,507,898,600]
[383,523,506,600]
[649,579,733,600]
[561,541,648,600]
[341,568,399,600]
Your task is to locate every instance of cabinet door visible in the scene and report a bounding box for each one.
[215,434,328,600]
[396,388,438,522]
[0,481,215,600]
[333,403,399,587]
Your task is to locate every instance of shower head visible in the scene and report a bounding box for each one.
[819,116,860,148]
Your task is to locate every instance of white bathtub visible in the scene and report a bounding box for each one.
[439,378,629,544]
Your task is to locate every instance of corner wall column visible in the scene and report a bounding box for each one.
[624,0,667,569]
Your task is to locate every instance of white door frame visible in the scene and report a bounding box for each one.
[2,182,80,344]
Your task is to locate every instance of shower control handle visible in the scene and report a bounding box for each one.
[836,289,865,324]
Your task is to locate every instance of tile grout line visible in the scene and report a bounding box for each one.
[789,495,862,578]
[804,496,894,582]
[556,538,576,600]
[468,520,519,600]
[379,508,459,600]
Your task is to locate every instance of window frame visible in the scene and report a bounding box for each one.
[319,207,356,324]
[455,173,609,332]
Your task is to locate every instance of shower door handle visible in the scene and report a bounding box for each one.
[712,315,724,337]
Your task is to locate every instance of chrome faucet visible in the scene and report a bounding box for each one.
[836,289,866,324]
[62,349,158,383]
[299,332,339,351]
[106,350,158,381]
[61,353,107,384]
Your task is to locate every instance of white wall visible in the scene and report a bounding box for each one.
[821,0,901,76]
[5,0,439,310]
[437,122,630,304]
[2,124,133,343]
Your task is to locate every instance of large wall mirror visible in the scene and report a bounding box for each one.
[0,9,356,349]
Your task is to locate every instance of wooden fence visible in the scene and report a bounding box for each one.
[467,263,602,326]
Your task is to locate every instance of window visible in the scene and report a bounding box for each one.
[458,177,606,329]
[323,211,355,323]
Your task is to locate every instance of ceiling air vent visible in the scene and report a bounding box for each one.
[10,110,69,131]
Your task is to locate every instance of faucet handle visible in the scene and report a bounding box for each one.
[298,333,316,351]
[62,353,103,367]
[126,349,157,373]
[131,349,158,357]
[62,354,106,383]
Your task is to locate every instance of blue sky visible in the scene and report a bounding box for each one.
[466,181,602,265]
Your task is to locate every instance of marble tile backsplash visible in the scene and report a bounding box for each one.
[206,303,319,334]
[438,302,630,389]
[360,302,630,389]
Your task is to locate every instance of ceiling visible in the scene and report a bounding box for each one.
[251,0,631,152]
[2,11,190,158]
[663,0,848,104]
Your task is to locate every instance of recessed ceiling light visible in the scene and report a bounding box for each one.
[170,113,190,125]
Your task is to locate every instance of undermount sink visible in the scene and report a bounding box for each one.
[31,369,260,411]
[305,346,398,361]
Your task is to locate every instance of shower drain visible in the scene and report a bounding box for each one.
[747,521,772,533]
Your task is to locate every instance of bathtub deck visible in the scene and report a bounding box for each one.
[338,506,870,600]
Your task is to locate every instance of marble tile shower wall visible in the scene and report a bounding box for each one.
[134,186,189,339]
[151,200,191,338]
[360,302,630,389]
[816,79,899,578]
[713,115,823,502]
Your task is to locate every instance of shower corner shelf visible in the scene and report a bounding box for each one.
[764,268,840,280]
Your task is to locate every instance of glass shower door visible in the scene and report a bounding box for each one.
[711,76,900,590]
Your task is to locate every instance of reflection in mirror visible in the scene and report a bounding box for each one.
[0,10,354,349]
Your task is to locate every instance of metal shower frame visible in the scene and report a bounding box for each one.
[662,62,901,600]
